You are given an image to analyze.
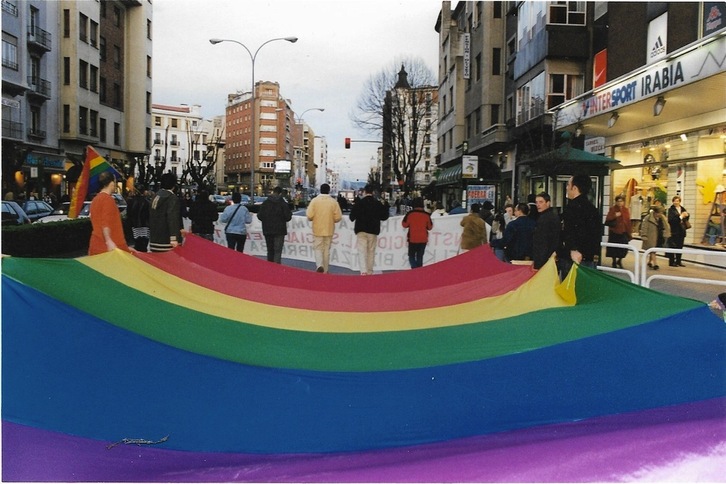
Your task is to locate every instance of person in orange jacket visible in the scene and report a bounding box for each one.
[402,197,433,268]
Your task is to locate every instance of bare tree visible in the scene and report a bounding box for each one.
[351,56,436,193]
[180,124,219,193]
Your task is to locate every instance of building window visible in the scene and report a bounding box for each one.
[146,92,151,113]
[465,114,471,139]
[113,6,121,27]
[99,117,106,142]
[113,83,121,108]
[90,20,98,47]
[113,122,120,145]
[99,77,106,102]
[146,55,152,77]
[63,57,70,84]
[492,48,501,76]
[147,19,152,39]
[491,104,500,125]
[154,116,161,126]
[517,1,547,50]
[516,71,545,125]
[90,110,98,137]
[547,73,583,109]
[63,105,70,132]
[475,53,482,81]
[171,118,178,128]
[493,1,501,19]
[146,128,151,150]
[99,36,106,61]
[79,60,88,89]
[100,1,106,18]
[475,108,481,133]
[90,65,98,92]
[2,35,18,70]
[549,1,586,25]
[63,9,70,37]
[113,45,121,68]
[79,13,88,43]
[30,105,41,136]
[79,107,88,135]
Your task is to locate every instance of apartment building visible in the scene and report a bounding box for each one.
[436,1,507,208]
[381,65,439,193]
[2,0,61,199]
[314,135,328,189]
[225,81,295,196]
[1,0,152,200]
[151,103,204,179]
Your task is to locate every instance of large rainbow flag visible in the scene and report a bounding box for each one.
[2,236,725,481]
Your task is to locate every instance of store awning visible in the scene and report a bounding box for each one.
[436,165,462,186]
[522,142,621,176]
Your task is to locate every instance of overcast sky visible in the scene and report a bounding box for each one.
[152,0,443,181]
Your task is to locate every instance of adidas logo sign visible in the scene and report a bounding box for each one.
[650,36,666,58]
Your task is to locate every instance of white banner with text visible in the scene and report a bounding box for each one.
[201,213,471,271]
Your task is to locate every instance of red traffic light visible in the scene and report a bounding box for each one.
[344,137,351,149]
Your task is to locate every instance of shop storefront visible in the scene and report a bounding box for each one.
[553,33,726,248]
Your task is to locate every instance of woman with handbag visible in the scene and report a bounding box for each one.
[604,195,632,268]
[667,195,690,267]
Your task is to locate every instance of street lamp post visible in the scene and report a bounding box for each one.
[209,36,297,203]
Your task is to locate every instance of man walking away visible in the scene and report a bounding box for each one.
[349,184,390,275]
[306,183,343,273]
[149,173,183,253]
[257,186,292,263]
[402,197,433,269]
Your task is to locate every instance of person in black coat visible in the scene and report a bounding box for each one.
[491,203,537,262]
[667,195,690,267]
[349,184,390,275]
[532,192,561,271]
[188,189,219,241]
[257,186,292,263]
[558,175,601,278]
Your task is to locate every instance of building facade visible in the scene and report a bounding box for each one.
[381,65,439,194]
[554,2,726,248]
[2,0,152,201]
[225,81,296,197]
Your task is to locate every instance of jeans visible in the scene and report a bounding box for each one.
[408,243,427,269]
[265,234,285,264]
[226,233,247,253]
[356,232,378,274]
[313,235,333,272]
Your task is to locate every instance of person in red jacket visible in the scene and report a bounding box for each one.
[401,197,433,268]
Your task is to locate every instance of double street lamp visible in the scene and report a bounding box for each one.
[209,36,297,202]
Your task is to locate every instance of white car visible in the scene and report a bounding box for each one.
[35,201,91,223]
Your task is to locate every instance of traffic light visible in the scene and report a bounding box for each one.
[344,137,351,149]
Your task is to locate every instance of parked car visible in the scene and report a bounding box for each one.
[35,201,91,223]
[21,199,55,222]
[2,200,31,226]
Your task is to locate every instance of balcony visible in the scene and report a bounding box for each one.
[2,0,18,16]
[169,140,179,146]
[27,25,51,52]
[27,76,51,99]
[27,127,46,139]
[153,138,163,145]
[2,119,23,139]
[481,124,509,147]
